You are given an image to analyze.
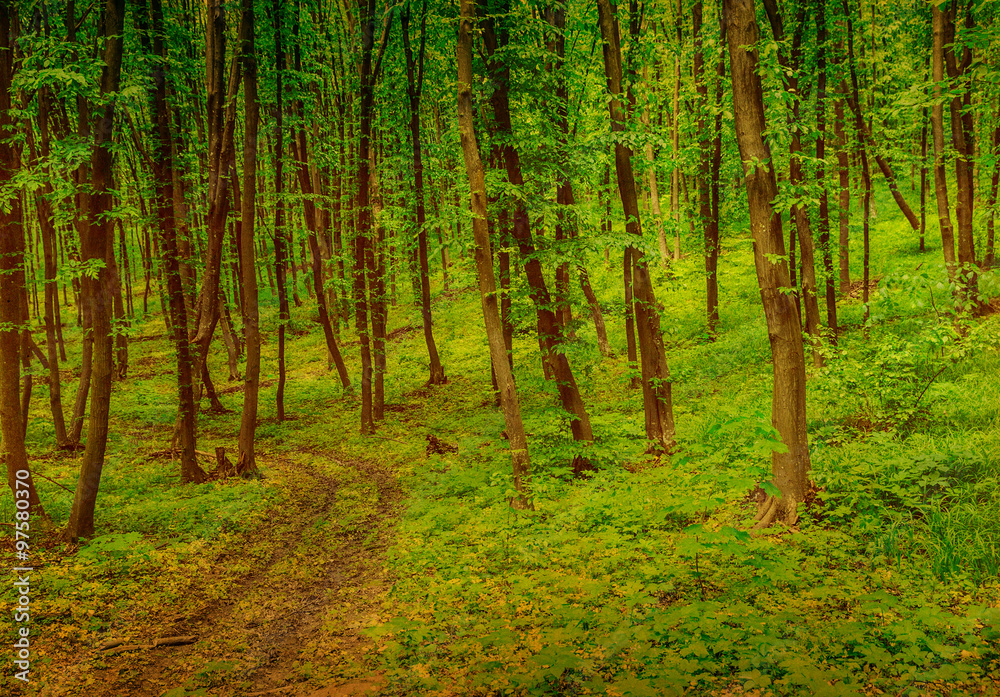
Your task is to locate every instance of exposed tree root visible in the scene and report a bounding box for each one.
[753,494,799,530]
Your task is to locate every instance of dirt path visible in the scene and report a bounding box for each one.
[38,452,401,697]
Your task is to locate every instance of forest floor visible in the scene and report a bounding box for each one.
[5,187,1000,696]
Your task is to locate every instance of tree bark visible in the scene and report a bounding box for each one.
[0,2,47,519]
[931,5,957,279]
[724,0,811,527]
[815,0,836,344]
[144,0,207,484]
[834,88,851,293]
[402,0,445,386]
[290,18,351,392]
[237,0,261,474]
[64,0,126,542]
[941,1,980,307]
[457,0,531,508]
[273,0,289,421]
[482,1,594,469]
[598,0,676,452]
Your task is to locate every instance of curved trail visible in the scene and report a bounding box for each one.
[43,452,401,697]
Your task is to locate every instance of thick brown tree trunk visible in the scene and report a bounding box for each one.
[598,0,676,452]
[64,0,126,542]
[725,0,811,527]
[457,0,531,508]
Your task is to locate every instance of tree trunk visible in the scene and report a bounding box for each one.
[725,0,811,527]
[941,1,979,307]
[35,87,69,446]
[920,107,929,255]
[402,1,445,386]
[290,26,351,393]
[694,1,721,338]
[457,0,531,508]
[764,7,822,365]
[985,108,999,268]
[815,0,837,344]
[64,0,126,542]
[834,88,851,293]
[352,0,392,434]
[237,0,261,474]
[273,0,289,421]
[598,0,676,452]
[931,5,957,278]
[482,2,594,468]
[0,4,47,519]
[144,0,207,484]
[842,0,872,321]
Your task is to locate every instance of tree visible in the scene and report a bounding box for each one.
[457,0,531,508]
[481,0,594,471]
[142,0,207,484]
[401,0,445,386]
[724,0,811,527]
[64,0,127,542]
[597,0,676,452]
[0,1,46,521]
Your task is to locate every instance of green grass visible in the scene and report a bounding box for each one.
[3,175,1000,695]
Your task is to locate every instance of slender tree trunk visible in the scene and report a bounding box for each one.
[35,88,69,446]
[290,29,351,392]
[237,0,261,474]
[985,108,999,268]
[0,5,47,519]
[835,89,851,292]
[920,107,929,254]
[598,0,676,452]
[64,0,126,542]
[144,0,207,484]
[942,1,979,307]
[457,0,531,508]
[671,0,682,261]
[725,0,811,527]
[352,0,392,434]
[765,8,821,364]
[694,1,722,338]
[192,0,240,413]
[273,0,289,421]
[843,0,872,321]
[483,3,594,467]
[402,1,445,386]
[931,5,957,278]
[815,0,837,344]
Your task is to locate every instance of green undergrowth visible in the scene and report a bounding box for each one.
[3,181,1000,695]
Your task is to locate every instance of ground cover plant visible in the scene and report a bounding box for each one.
[2,0,1000,695]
